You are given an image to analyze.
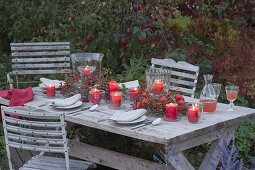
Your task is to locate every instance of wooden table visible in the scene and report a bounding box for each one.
[23,95,255,170]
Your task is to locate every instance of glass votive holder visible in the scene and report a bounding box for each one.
[89,88,105,105]
[165,103,179,121]
[110,91,123,109]
[128,87,140,102]
[46,84,56,97]
[187,102,203,123]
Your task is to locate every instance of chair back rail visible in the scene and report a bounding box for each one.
[1,106,69,169]
[8,42,71,88]
[151,58,199,97]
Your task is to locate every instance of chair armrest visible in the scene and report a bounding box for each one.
[7,73,13,89]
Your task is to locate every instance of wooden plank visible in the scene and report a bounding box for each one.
[151,58,199,72]
[12,57,70,63]
[11,46,70,51]
[12,63,70,69]
[10,42,69,46]
[11,51,70,57]
[166,152,195,170]
[11,69,70,75]
[171,70,197,80]
[199,126,235,170]
[171,78,195,87]
[69,138,165,170]
[169,86,194,95]
[0,96,10,105]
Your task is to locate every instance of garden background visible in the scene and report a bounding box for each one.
[0,0,254,169]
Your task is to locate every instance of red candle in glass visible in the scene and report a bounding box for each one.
[188,105,199,123]
[129,87,140,101]
[152,80,164,95]
[46,84,56,97]
[165,103,178,121]
[82,66,91,75]
[110,91,123,108]
[108,81,119,93]
[90,88,101,104]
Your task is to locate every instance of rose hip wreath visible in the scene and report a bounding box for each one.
[134,86,186,116]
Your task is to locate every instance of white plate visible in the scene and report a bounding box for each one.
[54,101,83,109]
[116,115,147,124]
[109,109,147,122]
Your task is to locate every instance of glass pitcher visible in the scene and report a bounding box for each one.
[200,74,217,113]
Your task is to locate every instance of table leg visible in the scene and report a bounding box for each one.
[199,126,236,170]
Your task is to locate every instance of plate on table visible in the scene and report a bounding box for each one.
[115,115,147,124]
[54,101,83,109]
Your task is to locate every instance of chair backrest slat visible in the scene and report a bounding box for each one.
[151,58,199,97]
[9,42,71,88]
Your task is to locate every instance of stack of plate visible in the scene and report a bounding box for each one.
[109,109,147,124]
[50,94,82,110]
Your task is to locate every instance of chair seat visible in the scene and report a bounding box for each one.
[19,155,95,170]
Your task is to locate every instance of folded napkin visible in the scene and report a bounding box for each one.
[109,109,147,122]
[0,87,34,122]
[40,78,64,88]
[50,94,81,107]
[118,80,139,89]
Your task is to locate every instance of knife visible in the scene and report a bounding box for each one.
[66,107,90,115]
[131,121,153,130]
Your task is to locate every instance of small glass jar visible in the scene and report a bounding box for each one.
[187,102,203,123]
[128,87,140,102]
[89,88,105,105]
[165,103,179,121]
[110,91,123,109]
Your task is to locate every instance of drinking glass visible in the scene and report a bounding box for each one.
[212,83,222,99]
[225,85,239,111]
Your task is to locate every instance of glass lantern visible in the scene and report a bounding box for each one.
[145,67,171,96]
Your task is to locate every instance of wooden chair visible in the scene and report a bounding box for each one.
[151,58,200,97]
[1,106,95,170]
[7,42,71,89]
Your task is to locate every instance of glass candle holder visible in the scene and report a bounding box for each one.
[145,67,171,95]
[187,102,203,123]
[89,88,105,105]
[128,87,140,102]
[46,84,56,97]
[110,91,123,109]
[165,103,179,121]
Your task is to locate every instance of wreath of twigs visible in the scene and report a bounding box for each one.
[133,82,187,116]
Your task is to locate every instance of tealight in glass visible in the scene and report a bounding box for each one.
[187,102,203,123]
[110,91,123,109]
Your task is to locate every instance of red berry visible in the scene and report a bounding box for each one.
[141,98,149,105]
[141,92,148,97]
[175,94,184,101]
[178,100,185,106]
[136,102,142,109]
[85,34,95,43]
[79,41,85,49]
[118,36,128,47]
[152,34,161,43]
[137,37,146,44]
[160,96,167,104]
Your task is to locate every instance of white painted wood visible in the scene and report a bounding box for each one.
[69,138,165,170]
[11,42,69,46]
[11,69,70,75]
[12,57,70,63]
[11,45,70,51]
[8,42,71,88]
[0,96,10,106]
[12,63,70,69]
[2,106,94,170]
[151,58,200,97]
[11,51,70,57]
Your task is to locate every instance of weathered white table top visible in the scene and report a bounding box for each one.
[25,94,255,145]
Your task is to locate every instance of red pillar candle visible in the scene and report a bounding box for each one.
[188,105,199,123]
[152,80,164,95]
[165,103,178,121]
[110,91,123,109]
[46,84,56,97]
[82,65,91,75]
[129,87,140,101]
[89,88,101,104]
[108,81,119,93]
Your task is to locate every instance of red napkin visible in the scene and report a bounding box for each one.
[0,87,34,122]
